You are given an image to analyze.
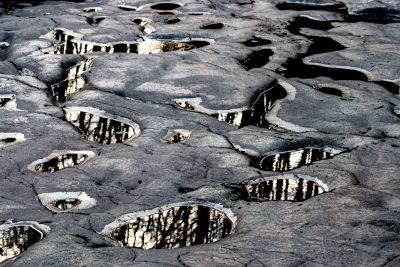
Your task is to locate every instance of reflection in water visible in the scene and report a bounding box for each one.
[29,151,94,173]
[0,94,16,107]
[64,107,141,144]
[51,58,94,103]
[53,198,82,211]
[243,175,327,202]
[111,204,235,249]
[38,192,97,213]
[258,147,339,172]
[0,224,45,263]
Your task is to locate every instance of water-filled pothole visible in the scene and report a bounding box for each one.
[150,3,182,10]
[137,37,212,54]
[164,17,181,24]
[38,192,96,213]
[162,129,191,143]
[28,150,95,173]
[51,58,93,103]
[0,94,16,108]
[64,106,141,144]
[0,221,50,263]
[212,81,288,128]
[242,37,271,47]
[87,16,107,25]
[101,202,236,249]
[241,174,329,202]
[315,86,343,96]
[0,133,25,148]
[240,48,274,70]
[118,5,137,11]
[276,1,346,11]
[200,23,224,29]
[287,15,334,35]
[257,147,343,172]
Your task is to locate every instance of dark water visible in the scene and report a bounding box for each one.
[1,0,86,13]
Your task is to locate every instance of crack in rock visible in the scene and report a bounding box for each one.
[101,201,236,249]
[38,192,96,213]
[64,106,141,144]
[27,150,95,173]
[257,146,344,172]
[0,221,50,264]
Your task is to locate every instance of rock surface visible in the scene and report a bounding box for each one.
[0,0,399,266]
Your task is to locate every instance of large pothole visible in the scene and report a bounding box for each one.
[64,106,141,144]
[101,202,236,249]
[0,221,50,264]
[28,150,95,173]
[257,146,343,171]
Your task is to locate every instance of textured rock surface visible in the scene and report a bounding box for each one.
[0,0,399,266]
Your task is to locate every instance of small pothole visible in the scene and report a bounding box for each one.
[64,106,141,144]
[137,37,212,54]
[87,16,107,25]
[38,192,96,213]
[101,202,236,249]
[118,5,137,11]
[242,37,271,47]
[240,48,274,70]
[0,221,50,264]
[150,3,182,10]
[241,174,329,202]
[200,22,224,29]
[315,86,344,96]
[0,133,25,148]
[162,129,191,143]
[258,147,343,171]
[28,150,95,173]
[0,94,16,108]
[164,17,181,24]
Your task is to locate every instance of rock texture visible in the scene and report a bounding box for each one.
[0,0,399,266]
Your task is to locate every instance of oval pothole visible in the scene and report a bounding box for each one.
[258,147,343,172]
[0,221,50,264]
[200,22,224,29]
[28,150,95,173]
[64,106,141,144]
[0,94,16,109]
[38,192,96,213]
[242,37,271,47]
[242,174,329,202]
[162,129,191,143]
[150,3,182,10]
[101,202,236,249]
[0,133,25,149]
[137,38,213,54]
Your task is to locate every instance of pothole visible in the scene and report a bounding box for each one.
[242,36,271,47]
[150,3,182,10]
[276,1,346,11]
[213,81,288,128]
[240,48,274,70]
[164,17,181,24]
[0,221,50,264]
[82,7,102,12]
[51,29,137,55]
[162,129,191,143]
[38,192,96,213]
[118,5,137,11]
[200,22,224,29]
[241,174,329,202]
[257,146,343,172]
[137,37,212,54]
[0,133,25,148]
[287,15,334,34]
[0,94,16,109]
[50,58,94,103]
[28,150,95,173]
[87,16,107,25]
[101,202,236,249]
[314,86,344,96]
[64,106,141,144]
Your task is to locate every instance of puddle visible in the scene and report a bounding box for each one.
[38,192,96,213]
[101,202,236,249]
[200,23,224,29]
[52,29,137,55]
[288,15,334,34]
[0,221,50,264]
[162,129,191,143]
[28,150,95,173]
[0,133,25,148]
[87,16,107,25]
[150,3,182,10]
[64,106,141,144]
[137,37,212,54]
[350,8,400,24]
[315,86,343,96]
[257,147,343,172]
[51,58,94,103]
[0,94,16,109]
[118,5,137,11]
[213,81,288,128]
[240,48,274,70]
[164,17,181,24]
[242,37,271,47]
[242,174,329,202]
[276,1,346,11]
